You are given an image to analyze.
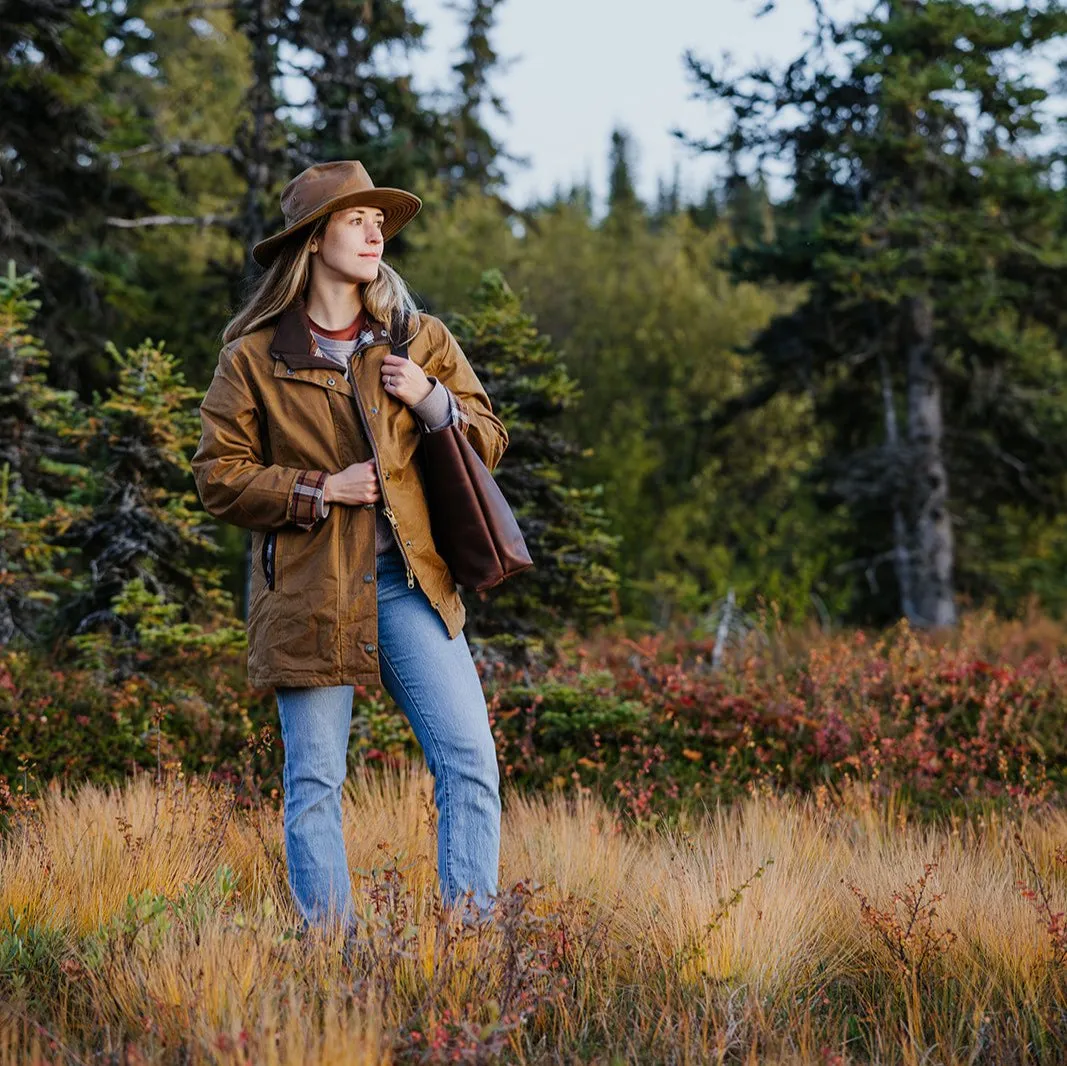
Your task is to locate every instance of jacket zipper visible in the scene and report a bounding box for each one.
[347,351,415,590]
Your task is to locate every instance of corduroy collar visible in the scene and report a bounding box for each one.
[269,296,392,370]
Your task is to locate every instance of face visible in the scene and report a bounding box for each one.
[309,204,385,283]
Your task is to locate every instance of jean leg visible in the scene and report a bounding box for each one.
[375,548,501,915]
[276,684,355,935]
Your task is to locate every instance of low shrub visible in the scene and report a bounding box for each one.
[2,611,1064,830]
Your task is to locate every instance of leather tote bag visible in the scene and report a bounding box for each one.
[392,310,533,591]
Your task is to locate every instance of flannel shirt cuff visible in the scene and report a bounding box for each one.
[289,469,328,530]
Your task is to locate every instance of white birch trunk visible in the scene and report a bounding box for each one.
[905,296,956,627]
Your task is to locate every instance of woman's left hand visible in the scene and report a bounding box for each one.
[381,354,434,407]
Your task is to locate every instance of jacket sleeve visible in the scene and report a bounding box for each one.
[191,344,329,532]
[424,318,509,473]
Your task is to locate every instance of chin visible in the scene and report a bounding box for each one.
[353,262,381,284]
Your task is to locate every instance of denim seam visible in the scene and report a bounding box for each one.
[378,642,456,901]
[276,704,297,898]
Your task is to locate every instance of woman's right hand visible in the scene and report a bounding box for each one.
[323,459,381,506]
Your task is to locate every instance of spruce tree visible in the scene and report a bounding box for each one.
[442,270,621,657]
[439,0,519,197]
[684,0,1067,626]
[51,336,243,674]
[0,262,81,645]
[606,127,642,221]
[0,0,151,392]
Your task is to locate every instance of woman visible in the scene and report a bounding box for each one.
[190,160,510,940]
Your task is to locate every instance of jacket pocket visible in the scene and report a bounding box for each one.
[262,530,278,590]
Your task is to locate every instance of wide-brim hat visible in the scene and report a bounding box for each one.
[251,159,422,268]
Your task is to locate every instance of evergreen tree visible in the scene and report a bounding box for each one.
[1,260,242,666]
[684,0,1067,626]
[442,270,621,654]
[0,0,152,392]
[287,0,438,185]
[686,182,721,231]
[722,166,773,245]
[284,0,513,216]
[606,127,642,221]
[0,263,81,645]
[51,335,243,675]
[652,163,682,228]
[401,197,823,624]
[439,0,521,197]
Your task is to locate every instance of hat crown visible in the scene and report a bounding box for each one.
[281,160,375,225]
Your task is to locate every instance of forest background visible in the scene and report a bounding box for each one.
[9,5,1067,1059]
[3,0,1067,807]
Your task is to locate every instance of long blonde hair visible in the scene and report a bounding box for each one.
[221,212,421,345]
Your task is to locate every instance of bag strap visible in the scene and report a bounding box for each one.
[389,308,411,360]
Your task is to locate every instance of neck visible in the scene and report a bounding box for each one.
[304,277,364,331]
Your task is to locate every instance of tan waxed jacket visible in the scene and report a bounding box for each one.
[190,298,509,691]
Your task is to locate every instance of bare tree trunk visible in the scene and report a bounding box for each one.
[905,295,956,627]
[241,0,272,275]
[239,0,273,620]
[878,351,917,623]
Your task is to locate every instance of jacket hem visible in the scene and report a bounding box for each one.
[248,668,384,691]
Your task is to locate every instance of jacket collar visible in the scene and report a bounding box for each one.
[269,296,392,370]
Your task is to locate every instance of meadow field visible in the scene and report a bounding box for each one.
[2,612,1066,1064]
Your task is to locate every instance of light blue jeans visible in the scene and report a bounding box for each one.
[275,543,501,936]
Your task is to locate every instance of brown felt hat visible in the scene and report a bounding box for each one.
[251,160,422,268]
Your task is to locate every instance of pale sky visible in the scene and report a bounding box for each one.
[405,0,821,212]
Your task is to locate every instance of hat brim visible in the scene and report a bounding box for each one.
[251,187,422,268]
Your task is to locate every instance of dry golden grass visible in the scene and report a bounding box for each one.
[1,762,1065,1064]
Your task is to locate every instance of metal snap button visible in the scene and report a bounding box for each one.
[364,642,376,653]
[363,502,374,510]
[384,471,390,479]
[371,406,378,414]
[327,377,335,386]
[405,539,411,546]
[363,573,373,583]
[380,329,387,336]
[286,367,295,375]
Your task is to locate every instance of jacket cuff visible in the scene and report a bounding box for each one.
[452,391,473,433]
[289,469,328,529]
[411,377,455,433]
